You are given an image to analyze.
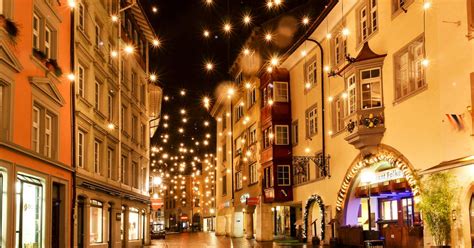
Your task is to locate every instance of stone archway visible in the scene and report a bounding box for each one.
[335,145,421,214]
[303,194,325,243]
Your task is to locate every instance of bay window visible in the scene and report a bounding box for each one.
[273,81,289,102]
[275,125,289,145]
[129,208,139,240]
[361,68,382,109]
[394,36,426,101]
[16,174,44,248]
[277,165,290,186]
[90,200,103,243]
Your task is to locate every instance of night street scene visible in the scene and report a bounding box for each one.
[0,0,473,247]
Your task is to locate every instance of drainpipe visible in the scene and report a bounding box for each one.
[70,6,77,248]
[306,38,326,176]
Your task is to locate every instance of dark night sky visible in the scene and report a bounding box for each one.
[139,0,324,173]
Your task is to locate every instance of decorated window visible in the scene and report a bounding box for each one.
[293,160,309,185]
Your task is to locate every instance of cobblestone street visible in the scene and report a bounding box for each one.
[147,232,308,248]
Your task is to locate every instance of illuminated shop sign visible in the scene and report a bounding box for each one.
[374,168,403,183]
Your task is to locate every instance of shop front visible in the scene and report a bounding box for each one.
[336,151,423,248]
[272,205,298,239]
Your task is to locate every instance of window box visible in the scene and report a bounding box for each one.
[0,14,19,41]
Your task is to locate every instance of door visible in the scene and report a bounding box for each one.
[51,183,61,248]
[108,206,112,248]
[77,197,85,248]
[290,207,296,237]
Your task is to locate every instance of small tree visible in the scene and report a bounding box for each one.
[419,173,456,247]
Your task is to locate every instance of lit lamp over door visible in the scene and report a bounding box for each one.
[360,169,376,231]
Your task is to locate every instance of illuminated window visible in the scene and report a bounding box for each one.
[347,75,356,115]
[90,200,103,243]
[360,68,382,109]
[16,174,44,248]
[129,208,140,240]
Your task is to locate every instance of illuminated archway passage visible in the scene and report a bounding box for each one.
[335,147,420,212]
[302,194,325,242]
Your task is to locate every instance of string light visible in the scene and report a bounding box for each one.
[67,73,75,81]
[270,56,279,66]
[203,97,210,109]
[266,1,273,8]
[124,44,135,54]
[302,16,310,25]
[264,32,273,42]
[68,0,76,8]
[243,48,251,55]
[243,14,252,25]
[152,39,161,47]
[111,15,119,22]
[152,6,158,13]
[342,27,350,37]
[223,22,232,33]
[203,30,210,38]
[324,65,331,72]
[421,58,430,67]
[245,82,251,89]
[107,123,115,130]
[180,90,186,96]
[204,0,213,6]
[205,62,214,71]
[423,2,432,10]
[326,33,332,40]
[149,74,158,82]
[110,50,118,58]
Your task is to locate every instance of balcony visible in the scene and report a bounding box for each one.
[344,107,385,154]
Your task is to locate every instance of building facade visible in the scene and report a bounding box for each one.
[213,0,474,247]
[163,175,194,232]
[72,0,159,247]
[281,0,474,247]
[0,0,73,247]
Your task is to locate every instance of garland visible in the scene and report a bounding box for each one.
[302,194,325,242]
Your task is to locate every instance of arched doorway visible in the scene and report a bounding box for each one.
[335,146,423,248]
[303,194,325,244]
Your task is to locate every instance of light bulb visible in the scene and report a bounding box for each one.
[302,17,310,25]
[152,39,160,47]
[342,28,350,36]
[111,15,118,22]
[326,33,332,40]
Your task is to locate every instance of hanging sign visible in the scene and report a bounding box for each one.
[151,198,164,210]
[246,197,260,206]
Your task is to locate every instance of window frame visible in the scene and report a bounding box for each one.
[393,35,426,103]
[263,166,273,188]
[77,130,85,168]
[107,147,114,179]
[94,81,101,110]
[276,165,291,186]
[274,125,289,145]
[347,75,357,115]
[235,171,243,190]
[273,81,289,103]
[306,105,318,138]
[247,87,257,107]
[32,13,40,50]
[305,57,318,89]
[78,2,85,30]
[357,0,378,45]
[90,199,104,243]
[77,64,85,98]
[93,140,101,174]
[291,120,298,146]
[360,68,383,109]
[249,162,257,184]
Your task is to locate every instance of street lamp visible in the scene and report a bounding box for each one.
[360,169,376,231]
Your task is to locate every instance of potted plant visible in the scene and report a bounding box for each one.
[32,48,47,61]
[0,14,19,41]
[418,172,456,247]
[46,59,63,77]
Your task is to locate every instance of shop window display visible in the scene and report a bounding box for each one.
[15,174,43,248]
